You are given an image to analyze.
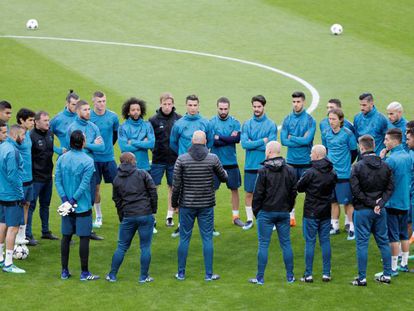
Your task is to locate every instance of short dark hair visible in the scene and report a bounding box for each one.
[93,91,105,98]
[292,91,305,100]
[16,108,35,124]
[251,95,266,106]
[70,130,85,150]
[386,128,402,143]
[75,100,89,111]
[34,111,49,121]
[217,97,230,106]
[328,108,344,127]
[359,93,374,102]
[186,94,199,103]
[66,89,79,103]
[0,100,12,111]
[358,135,375,151]
[0,120,6,128]
[406,120,414,131]
[121,97,146,120]
[407,127,414,138]
[328,98,342,108]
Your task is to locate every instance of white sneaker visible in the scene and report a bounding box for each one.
[153,227,158,234]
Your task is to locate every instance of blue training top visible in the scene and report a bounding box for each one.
[322,127,357,179]
[388,117,407,149]
[241,114,277,171]
[16,130,33,183]
[280,109,316,165]
[210,115,241,166]
[55,149,95,213]
[0,138,24,201]
[410,150,414,216]
[90,109,119,162]
[354,106,389,155]
[170,113,213,156]
[118,117,155,171]
[320,117,355,141]
[384,144,412,211]
[50,107,76,154]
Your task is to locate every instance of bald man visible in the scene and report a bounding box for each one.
[297,145,337,283]
[249,141,297,284]
[172,130,227,281]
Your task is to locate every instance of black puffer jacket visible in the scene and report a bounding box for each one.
[350,151,394,210]
[297,158,337,219]
[112,163,158,221]
[252,157,297,216]
[149,108,181,165]
[30,128,54,182]
[171,144,227,209]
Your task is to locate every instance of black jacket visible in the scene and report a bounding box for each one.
[149,108,182,165]
[297,158,337,220]
[30,128,54,182]
[112,163,158,221]
[252,157,297,216]
[171,144,227,209]
[350,151,394,210]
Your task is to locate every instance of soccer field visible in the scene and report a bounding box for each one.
[0,1,413,310]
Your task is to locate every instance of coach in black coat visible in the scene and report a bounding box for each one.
[172,130,227,281]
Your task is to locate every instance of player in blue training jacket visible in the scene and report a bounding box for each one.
[90,91,119,229]
[210,97,244,227]
[406,128,414,243]
[118,97,155,171]
[0,124,25,274]
[50,90,79,154]
[319,98,355,141]
[380,128,412,275]
[55,130,99,281]
[280,91,316,227]
[241,95,277,231]
[353,93,389,155]
[386,101,407,148]
[322,108,358,240]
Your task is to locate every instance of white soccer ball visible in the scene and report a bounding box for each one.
[13,244,29,260]
[330,23,343,35]
[26,19,39,30]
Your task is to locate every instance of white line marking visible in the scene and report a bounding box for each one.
[0,34,320,119]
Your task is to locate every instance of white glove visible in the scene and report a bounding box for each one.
[57,202,75,216]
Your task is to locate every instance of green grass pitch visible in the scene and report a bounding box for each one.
[0,1,413,310]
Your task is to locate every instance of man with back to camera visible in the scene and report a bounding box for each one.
[172,131,227,281]
[249,141,297,285]
[106,152,158,283]
[210,96,244,227]
[322,108,358,240]
[67,100,105,241]
[350,134,394,286]
[0,124,26,273]
[149,92,181,227]
[241,95,277,230]
[280,91,316,227]
[297,145,337,283]
[379,128,412,275]
[353,93,389,155]
[169,94,214,237]
[27,111,59,246]
[386,101,407,148]
[50,90,79,154]
[55,130,99,281]
[89,91,120,229]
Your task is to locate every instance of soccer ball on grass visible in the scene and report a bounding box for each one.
[13,244,29,260]
[26,19,39,30]
[330,24,343,35]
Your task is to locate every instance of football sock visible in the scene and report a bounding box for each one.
[232,210,240,219]
[0,243,4,261]
[332,219,339,230]
[345,215,350,226]
[290,209,295,219]
[80,236,90,272]
[349,222,354,232]
[167,210,174,219]
[61,234,72,270]
[5,249,13,266]
[94,203,102,219]
[18,225,27,240]
[401,252,409,266]
[245,206,253,222]
[391,256,398,271]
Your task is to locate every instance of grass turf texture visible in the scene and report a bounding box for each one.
[0,0,413,310]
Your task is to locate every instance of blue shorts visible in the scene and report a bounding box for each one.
[214,167,241,190]
[23,184,34,203]
[0,203,24,227]
[150,163,174,186]
[244,171,258,193]
[332,181,353,205]
[408,204,413,224]
[386,209,408,242]
[95,161,117,184]
[61,211,92,237]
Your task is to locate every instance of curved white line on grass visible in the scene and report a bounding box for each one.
[0,35,320,115]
